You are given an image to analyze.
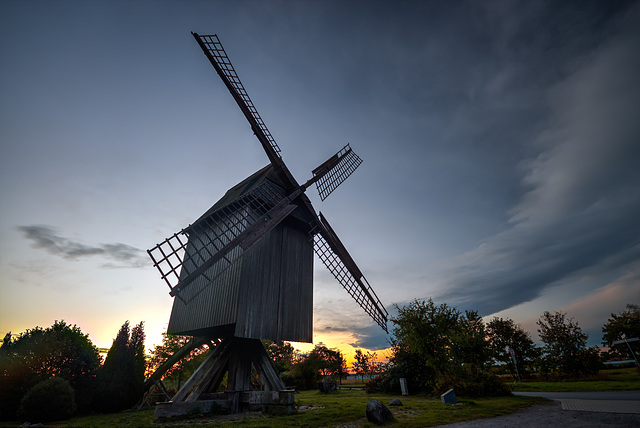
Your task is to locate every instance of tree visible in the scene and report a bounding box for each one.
[307,344,345,379]
[487,317,539,378]
[93,321,146,413]
[380,299,507,397]
[389,298,461,393]
[264,340,296,376]
[454,311,490,372]
[353,349,376,379]
[537,311,600,377]
[281,344,346,390]
[0,320,101,419]
[602,304,640,360]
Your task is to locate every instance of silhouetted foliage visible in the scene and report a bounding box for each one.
[602,304,640,360]
[263,340,296,376]
[0,320,100,420]
[387,299,462,394]
[92,321,146,413]
[370,299,508,396]
[486,317,539,378]
[537,311,601,377]
[282,344,345,390]
[353,349,376,378]
[18,376,76,422]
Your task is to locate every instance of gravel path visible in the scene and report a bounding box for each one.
[435,401,640,427]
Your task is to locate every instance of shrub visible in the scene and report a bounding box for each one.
[18,377,76,422]
[433,368,511,397]
[0,321,101,419]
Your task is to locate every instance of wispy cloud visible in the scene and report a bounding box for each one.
[17,225,147,268]
[437,4,640,316]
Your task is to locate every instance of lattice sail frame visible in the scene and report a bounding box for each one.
[313,144,363,201]
[147,180,286,303]
[196,34,281,157]
[310,223,389,332]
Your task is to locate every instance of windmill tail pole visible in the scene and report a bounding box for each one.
[143,336,211,393]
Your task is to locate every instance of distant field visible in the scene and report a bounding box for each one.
[511,367,640,392]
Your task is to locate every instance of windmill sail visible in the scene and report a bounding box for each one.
[192,33,297,189]
[148,175,296,303]
[310,144,363,201]
[311,212,388,332]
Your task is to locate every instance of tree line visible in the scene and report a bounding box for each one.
[0,320,146,422]
[367,300,638,396]
[1,302,637,421]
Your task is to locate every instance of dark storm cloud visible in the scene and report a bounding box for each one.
[18,225,147,268]
[437,3,640,315]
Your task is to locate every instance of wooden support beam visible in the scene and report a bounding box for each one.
[171,336,229,402]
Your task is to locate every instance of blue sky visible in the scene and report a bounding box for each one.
[1,0,638,357]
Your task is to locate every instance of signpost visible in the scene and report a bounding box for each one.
[505,346,521,383]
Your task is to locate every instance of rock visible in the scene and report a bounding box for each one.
[441,388,457,404]
[389,398,403,406]
[366,399,393,424]
[317,379,337,393]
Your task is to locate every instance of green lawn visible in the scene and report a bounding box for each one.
[26,391,546,428]
[511,367,640,392]
[11,368,638,427]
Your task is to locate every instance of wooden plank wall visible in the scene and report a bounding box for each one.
[168,221,313,343]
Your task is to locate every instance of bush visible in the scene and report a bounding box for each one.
[0,321,101,419]
[18,377,76,422]
[433,368,511,397]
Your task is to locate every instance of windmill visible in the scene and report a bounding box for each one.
[146,33,388,416]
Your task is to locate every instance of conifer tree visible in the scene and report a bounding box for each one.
[93,321,145,412]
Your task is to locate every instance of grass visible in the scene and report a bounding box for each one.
[511,367,640,392]
[12,391,546,428]
[10,368,637,427]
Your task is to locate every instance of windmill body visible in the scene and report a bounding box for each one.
[167,165,314,343]
[146,33,387,415]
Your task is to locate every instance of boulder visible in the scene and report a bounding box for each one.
[318,379,337,393]
[389,398,403,406]
[366,399,393,424]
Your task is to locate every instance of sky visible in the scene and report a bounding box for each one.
[1,0,638,362]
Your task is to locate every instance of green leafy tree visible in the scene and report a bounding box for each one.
[378,299,507,397]
[389,298,461,393]
[602,304,640,360]
[93,321,146,413]
[353,349,377,379]
[454,311,490,372]
[312,345,346,379]
[263,340,296,376]
[0,321,101,419]
[281,344,346,390]
[486,316,539,378]
[537,311,601,377]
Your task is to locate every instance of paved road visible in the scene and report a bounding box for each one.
[513,390,640,401]
[435,391,640,427]
[513,390,640,413]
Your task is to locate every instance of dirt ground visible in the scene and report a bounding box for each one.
[436,401,640,427]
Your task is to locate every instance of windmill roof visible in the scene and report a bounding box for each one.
[192,164,284,225]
